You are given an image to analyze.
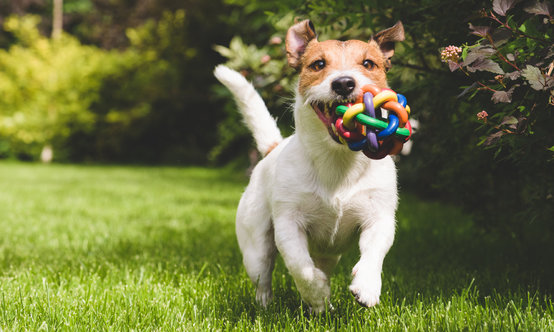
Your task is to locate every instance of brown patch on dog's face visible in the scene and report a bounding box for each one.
[297,39,388,96]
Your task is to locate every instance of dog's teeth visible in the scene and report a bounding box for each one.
[331,123,338,135]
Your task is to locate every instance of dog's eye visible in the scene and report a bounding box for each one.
[363,59,375,70]
[309,60,326,71]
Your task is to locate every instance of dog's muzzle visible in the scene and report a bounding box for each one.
[311,101,351,144]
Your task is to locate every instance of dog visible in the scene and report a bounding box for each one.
[214,19,405,313]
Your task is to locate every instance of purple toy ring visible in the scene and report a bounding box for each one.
[363,92,379,151]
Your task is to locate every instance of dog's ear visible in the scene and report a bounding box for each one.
[286,19,317,69]
[372,21,405,68]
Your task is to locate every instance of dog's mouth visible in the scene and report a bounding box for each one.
[311,100,353,143]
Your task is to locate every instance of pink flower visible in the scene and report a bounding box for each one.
[440,45,462,63]
[269,36,282,45]
[261,55,271,64]
[477,110,488,121]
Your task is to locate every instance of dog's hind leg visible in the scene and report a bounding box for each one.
[236,184,277,307]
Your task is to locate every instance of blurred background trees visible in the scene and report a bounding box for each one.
[0,0,552,240]
[0,0,250,163]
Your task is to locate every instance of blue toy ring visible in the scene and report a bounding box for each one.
[377,114,400,139]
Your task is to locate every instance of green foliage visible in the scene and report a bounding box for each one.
[443,1,553,150]
[0,15,116,159]
[0,9,228,163]
[1,0,244,164]
[0,15,173,161]
[436,0,554,232]
[64,0,94,14]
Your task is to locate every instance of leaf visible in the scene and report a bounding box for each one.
[506,53,515,61]
[488,29,513,47]
[466,57,505,74]
[524,1,552,16]
[213,45,233,58]
[457,82,479,98]
[492,90,511,103]
[504,71,521,80]
[468,23,491,37]
[448,60,461,72]
[491,84,518,103]
[462,46,495,66]
[522,64,548,90]
[484,131,505,146]
[516,117,528,133]
[501,115,518,126]
[493,0,518,16]
[461,46,469,61]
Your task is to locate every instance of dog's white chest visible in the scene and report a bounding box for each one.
[296,191,360,254]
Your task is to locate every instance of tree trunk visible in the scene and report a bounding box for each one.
[52,0,63,39]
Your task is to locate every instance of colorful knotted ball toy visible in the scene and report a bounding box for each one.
[334,84,412,160]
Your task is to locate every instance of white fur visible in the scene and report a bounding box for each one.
[304,69,377,105]
[214,65,283,155]
[214,65,397,313]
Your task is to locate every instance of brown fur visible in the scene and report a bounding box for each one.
[298,40,389,95]
[264,141,280,156]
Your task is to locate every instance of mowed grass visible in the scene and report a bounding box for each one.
[0,162,552,331]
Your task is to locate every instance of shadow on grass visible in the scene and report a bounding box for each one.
[380,194,554,297]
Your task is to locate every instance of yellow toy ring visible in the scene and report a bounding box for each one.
[372,90,398,108]
[342,103,365,130]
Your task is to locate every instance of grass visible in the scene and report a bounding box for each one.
[0,161,552,331]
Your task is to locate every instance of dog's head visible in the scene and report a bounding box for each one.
[286,20,404,145]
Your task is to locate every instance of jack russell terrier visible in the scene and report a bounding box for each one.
[214,19,405,313]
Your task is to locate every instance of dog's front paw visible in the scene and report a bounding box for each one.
[256,288,273,308]
[308,301,334,315]
[295,267,330,312]
[349,265,382,308]
[349,283,380,307]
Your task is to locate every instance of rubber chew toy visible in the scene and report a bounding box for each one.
[334,84,412,160]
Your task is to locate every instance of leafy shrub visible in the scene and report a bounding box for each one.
[0,15,110,159]
[437,0,553,233]
[0,10,224,164]
[441,0,553,151]
[0,15,172,161]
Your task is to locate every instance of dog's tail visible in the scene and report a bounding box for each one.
[214,65,283,156]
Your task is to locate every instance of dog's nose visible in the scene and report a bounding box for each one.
[331,76,356,97]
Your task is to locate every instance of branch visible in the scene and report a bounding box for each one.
[487,10,549,44]
[459,66,499,92]
[485,34,521,71]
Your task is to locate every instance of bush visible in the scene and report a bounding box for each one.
[436,0,553,234]
[213,0,553,238]
[0,15,172,161]
[0,10,225,164]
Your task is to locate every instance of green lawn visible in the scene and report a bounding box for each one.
[0,162,552,331]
